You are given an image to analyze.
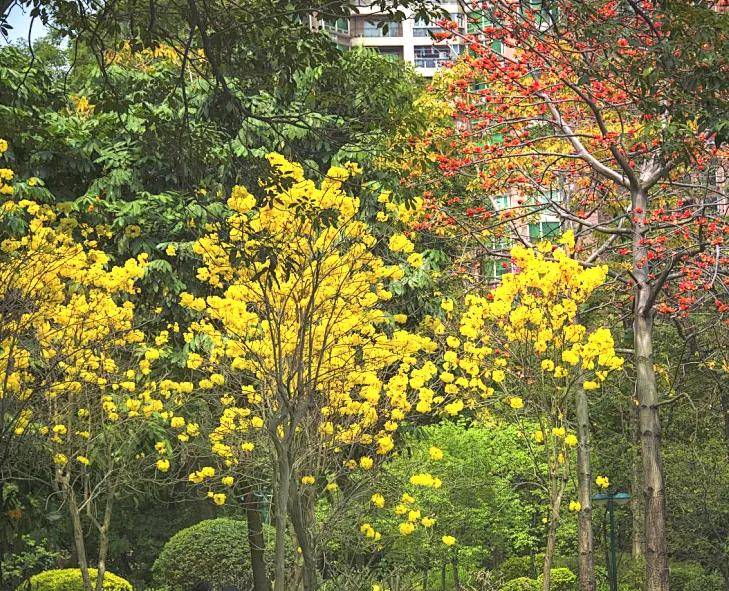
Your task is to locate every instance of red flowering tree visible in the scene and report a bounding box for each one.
[419,1,728,590]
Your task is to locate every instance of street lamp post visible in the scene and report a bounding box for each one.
[592,491,631,591]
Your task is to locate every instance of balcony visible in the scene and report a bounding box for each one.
[359,19,402,37]
[413,45,462,69]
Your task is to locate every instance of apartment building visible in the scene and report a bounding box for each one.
[316,2,470,78]
[314,4,566,281]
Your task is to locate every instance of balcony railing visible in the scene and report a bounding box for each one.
[413,57,452,68]
[362,22,402,37]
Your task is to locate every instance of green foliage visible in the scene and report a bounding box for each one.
[498,556,538,581]
[500,576,540,591]
[375,421,543,571]
[2,536,60,587]
[614,555,645,590]
[18,569,131,591]
[537,567,577,591]
[151,518,254,591]
[669,561,725,591]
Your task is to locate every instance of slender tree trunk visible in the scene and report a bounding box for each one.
[273,453,292,591]
[632,186,669,591]
[65,479,92,591]
[94,492,114,591]
[0,478,4,590]
[542,481,566,591]
[575,386,596,591]
[288,483,318,591]
[452,552,461,591]
[631,404,645,559]
[635,312,669,591]
[719,387,729,462]
[441,561,447,590]
[246,488,270,591]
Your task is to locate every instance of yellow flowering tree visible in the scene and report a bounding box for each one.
[457,232,623,590]
[179,153,438,591]
[0,141,173,591]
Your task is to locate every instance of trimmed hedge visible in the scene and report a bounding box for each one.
[498,556,537,581]
[537,567,577,591]
[152,518,253,591]
[18,569,132,591]
[501,576,540,591]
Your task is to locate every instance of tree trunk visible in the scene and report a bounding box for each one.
[441,561,447,590]
[65,479,92,591]
[246,488,270,591]
[288,483,318,591]
[719,387,729,462]
[0,479,5,589]
[633,187,669,591]
[635,312,669,591]
[542,482,566,591]
[575,386,596,591]
[452,552,461,591]
[273,453,292,591]
[94,492,114,591]
[631,404,645,559]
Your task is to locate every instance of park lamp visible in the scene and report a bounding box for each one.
[592,490,631,591]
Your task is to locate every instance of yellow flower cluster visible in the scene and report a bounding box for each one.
[180,154,442,501]
[452,232,623,407]
[0,154,174,481]
[409,473,443,488]
[0,139,13,196]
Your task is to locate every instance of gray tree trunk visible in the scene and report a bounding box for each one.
[65,479,92,591]
[633,188,669,591]
[288,483,318,591]
[576,386,596,591]
[542,479,566,591]
[273,452,292,591]
[246,488,271,591]
[94,492,114,591]
[631,405,645,559]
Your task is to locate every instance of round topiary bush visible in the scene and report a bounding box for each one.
[497,556,537,580]
[18,568,132,591]
[537,567,577,591]
[152,518,254,591]
[500,576,540,591]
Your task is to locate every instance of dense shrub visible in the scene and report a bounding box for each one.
[615,555,645,590]
[18,569,132,591]
[497,556,538,580]
[669,561,724,591]
[537,567,577,591]
[497,555,576,581]
[500,576,540,591]
[152,518,253,591]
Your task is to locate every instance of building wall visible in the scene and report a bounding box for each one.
[315,3,467,78]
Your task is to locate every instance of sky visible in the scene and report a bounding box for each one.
[2,3,50,45]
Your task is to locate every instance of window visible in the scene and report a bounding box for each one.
[373,47,403,61]
[521,0,558,30]
[362,19,402,37]
[483,236,511,279]
[526,188,563,209]
[324,17,349,35]
[413,13,464,37]
[529,221,561,240]
[414,45,462,68]
[493,195,509,210]
[467,11,504,54]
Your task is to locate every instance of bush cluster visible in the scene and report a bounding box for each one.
[18,569,132,591]
[152,518,254,591]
